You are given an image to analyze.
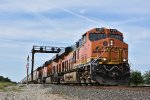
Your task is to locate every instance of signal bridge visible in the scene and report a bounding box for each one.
[31,46,64,82]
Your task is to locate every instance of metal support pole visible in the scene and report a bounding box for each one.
[26,67,29,85]
[26,55,29,85]
[31,46,35,83]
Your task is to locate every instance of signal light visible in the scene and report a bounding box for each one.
[40,47,43,51]
[57,48,61,52]
[51,47,55,51]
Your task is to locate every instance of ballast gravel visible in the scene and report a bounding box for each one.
[49,85,150,100]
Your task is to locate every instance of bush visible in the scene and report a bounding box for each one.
[130,70,144,86]
[143,70,150,85]
[0,76,11,82]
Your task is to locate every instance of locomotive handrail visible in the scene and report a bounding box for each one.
[89,47,106,78]
[90,46,107,64]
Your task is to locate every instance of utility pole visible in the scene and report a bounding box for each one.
[26,55,29,85]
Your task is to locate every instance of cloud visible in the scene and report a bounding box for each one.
[60,8,100,25]
[1,0,149,14]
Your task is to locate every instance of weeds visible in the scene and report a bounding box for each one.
[0,82,20,92]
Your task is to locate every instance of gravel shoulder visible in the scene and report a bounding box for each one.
[0,84,74,100]
[0,84,150,100]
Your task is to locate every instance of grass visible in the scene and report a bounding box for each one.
[0,82,15,89]
[0,82,18,92]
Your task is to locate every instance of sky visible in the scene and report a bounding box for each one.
[0,0,150,82]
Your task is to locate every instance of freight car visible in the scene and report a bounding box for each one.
[21,27,130,85]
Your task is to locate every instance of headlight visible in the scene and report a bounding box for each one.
[110,40,114,46]
[103,58,107,61]
[123,58,127,62]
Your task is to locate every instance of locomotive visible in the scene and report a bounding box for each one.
[21,27,130,85]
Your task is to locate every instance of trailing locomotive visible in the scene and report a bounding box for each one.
[21,27,130,85]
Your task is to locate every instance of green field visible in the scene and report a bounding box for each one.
[0,82,17,91]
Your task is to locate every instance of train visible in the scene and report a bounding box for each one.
[21,27,130,85]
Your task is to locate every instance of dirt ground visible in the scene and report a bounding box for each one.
[1,84,150,100]
[0,84,73,100]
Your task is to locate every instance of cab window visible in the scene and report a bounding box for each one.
[82,34,86,43]
[109,34,123,41]
[89,33,106,41]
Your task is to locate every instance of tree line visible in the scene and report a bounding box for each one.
[0,76,11,82]
[130,70,150,86]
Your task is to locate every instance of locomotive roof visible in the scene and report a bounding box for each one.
[86,27,123,36]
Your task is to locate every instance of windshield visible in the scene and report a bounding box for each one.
[89,33,106,41]
[109,34,123,41]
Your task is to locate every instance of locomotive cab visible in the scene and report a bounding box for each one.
[87,28,128,64]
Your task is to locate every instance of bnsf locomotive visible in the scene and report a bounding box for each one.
[21,27,130,85]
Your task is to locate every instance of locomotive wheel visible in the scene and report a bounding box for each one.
[80,78,86,86]
[86,78,92,86]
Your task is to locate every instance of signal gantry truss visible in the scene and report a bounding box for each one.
[31,46,64,82]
